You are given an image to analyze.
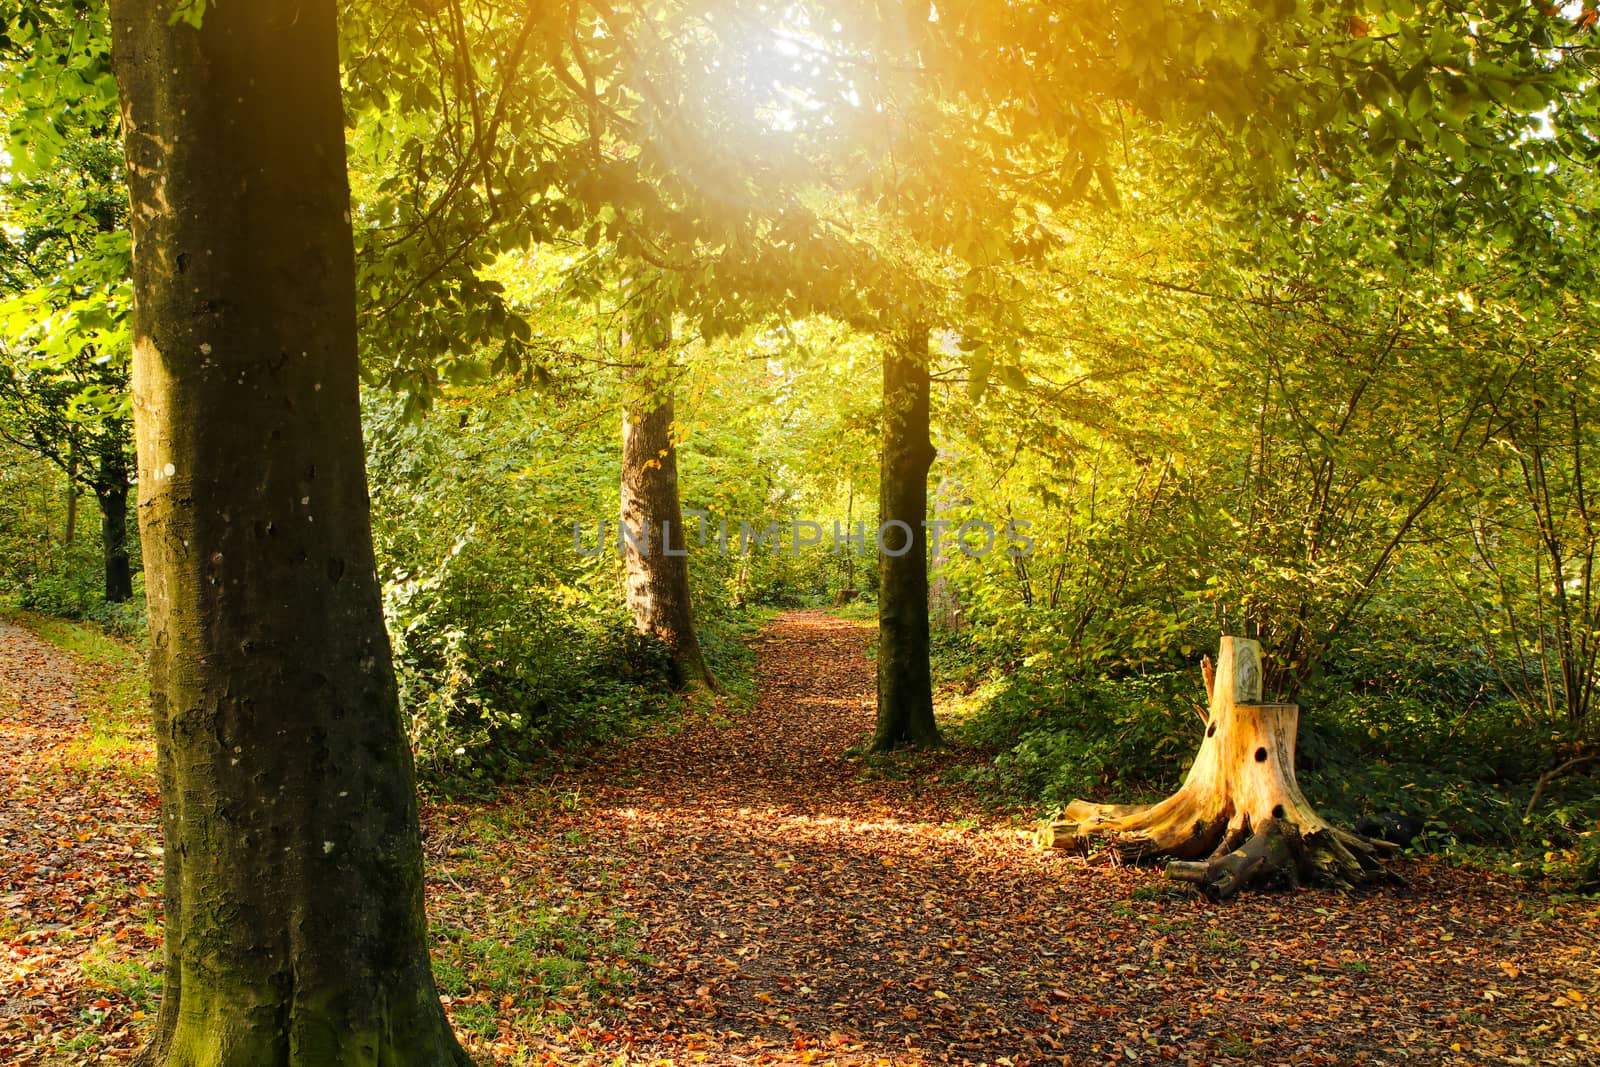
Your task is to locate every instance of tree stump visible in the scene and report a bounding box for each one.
[1038,636,1399,899]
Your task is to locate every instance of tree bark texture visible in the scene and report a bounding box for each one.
[873,324,940,751]
[111,2,472,1063]
[620,311,714,690]
[1039,636,1397,899]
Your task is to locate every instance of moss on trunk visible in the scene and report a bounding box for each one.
[111,1,472,1062]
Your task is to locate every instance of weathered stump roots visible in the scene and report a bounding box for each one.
[1037,637,1401,900]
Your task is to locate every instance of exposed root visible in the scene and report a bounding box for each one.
[1168,819,1294,900]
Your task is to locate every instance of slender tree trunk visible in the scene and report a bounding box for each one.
[95,435,133,603]
[620,314,714,689]
[111,3,471,1064]
[872,324,940,751]
[39,466,52,536]
[64,440,79,546]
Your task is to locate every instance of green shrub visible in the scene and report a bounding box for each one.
[15,541,105,618]
[957,670,1201,808]
[1516,789,1600,892]
[723,538,841,609]
[83,592,148,638]
[384,545,679,788]
[363,391,779,789]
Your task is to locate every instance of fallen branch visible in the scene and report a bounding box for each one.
[1524,752,1600,822]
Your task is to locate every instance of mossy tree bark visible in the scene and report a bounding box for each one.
[620,304,715,691]
[1040,636,1397,899]
[111,2,473,1064]
[873,324,941,751]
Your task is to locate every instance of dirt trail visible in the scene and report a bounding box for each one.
[534,610,1600,1066]
[0,618,83,763]
[1,618,162,1064]
[578,610,970,818]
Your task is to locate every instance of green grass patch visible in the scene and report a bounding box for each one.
[431,881,645,1042]
[19,611,140,667]
[10,610,151,776]
[828,597,876,622]
[702,605,779,712]
[79,950,163,1018]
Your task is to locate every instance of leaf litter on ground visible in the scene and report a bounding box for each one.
[2,610,1598,1065]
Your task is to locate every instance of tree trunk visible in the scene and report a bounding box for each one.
[1039,636,1397,899]
[620,309,715,690]
[64,440,79,546]
[872,324,941,751]
[111,3,472,1064]
[96,434,133,603]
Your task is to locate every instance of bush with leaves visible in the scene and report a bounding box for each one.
[957,669,1203,809]
[365,391,721,785]
[385,547,676,785]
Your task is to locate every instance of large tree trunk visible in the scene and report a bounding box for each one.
[95,433,132,603]
[112,3,472,1064]
[872,324,941,751]
[1040,636,1398,899]
[620,311,714,690]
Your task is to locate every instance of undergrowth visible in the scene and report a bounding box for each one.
[944,639,1600,893]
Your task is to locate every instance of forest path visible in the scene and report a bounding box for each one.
[513,609,1600,1066]
[0,617,83,764]
[0,616,161,1065]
